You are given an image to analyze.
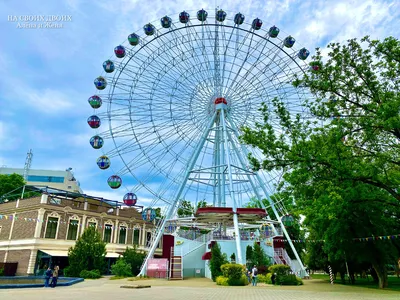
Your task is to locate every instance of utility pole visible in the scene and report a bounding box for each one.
[21,149,33,199]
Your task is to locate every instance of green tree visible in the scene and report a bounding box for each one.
[209,242,228,281]
[0,173,25,201]
[197,200,208,209]
[251,242,271,267]
[122,246,146,276]
[67,226,107,277]
[240,37,400,289]
[245,193,306,260]
[245,245,253,266]
[177,200,194,217]
[154,207,162,218]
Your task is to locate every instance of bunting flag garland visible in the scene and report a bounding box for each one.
[264,234,400,243]
[1,213,400,241]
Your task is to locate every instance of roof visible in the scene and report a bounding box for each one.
[40,249,121,258]
[195,207,267,223]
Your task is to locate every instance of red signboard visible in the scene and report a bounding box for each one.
[147,258,169,278]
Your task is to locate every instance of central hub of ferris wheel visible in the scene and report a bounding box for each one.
[213,97,229,113]
[207,96,230,116]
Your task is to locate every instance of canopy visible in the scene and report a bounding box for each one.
[40,249,121,258]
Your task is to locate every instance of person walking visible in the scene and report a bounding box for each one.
[50,266,59,288]
[271,273,276,285]
[251,265,258,286]
[44,267,52,288]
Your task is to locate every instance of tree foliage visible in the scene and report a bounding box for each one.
[240,36,400,288]
[67,227,107,277]
[251,242,270,267]
[177,200,194,217]
[209,242,228,281]
[111,259,132,277]
[0,174,25,201]
[122,246,146,276]
[245,194,306,260]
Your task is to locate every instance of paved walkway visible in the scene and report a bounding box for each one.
[1,277,399,300]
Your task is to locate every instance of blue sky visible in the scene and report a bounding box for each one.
[0,0,399,207]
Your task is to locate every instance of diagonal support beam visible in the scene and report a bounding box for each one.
[226,114,307,276]
[220,109,243,264]
[138,112,217,276]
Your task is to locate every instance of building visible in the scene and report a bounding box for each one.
[0,167,83,194]
[0,187,160,275]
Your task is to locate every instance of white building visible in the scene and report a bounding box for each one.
[0,167,83,194]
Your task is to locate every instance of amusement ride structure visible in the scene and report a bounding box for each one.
[87,8,313,277]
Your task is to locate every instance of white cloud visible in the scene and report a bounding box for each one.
[1,0,398,214]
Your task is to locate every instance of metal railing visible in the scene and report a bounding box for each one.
[274,248,292,266]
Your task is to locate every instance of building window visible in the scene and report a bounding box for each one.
[67,219,79,240]
[146,232,152,247]
[45,217,58,239]
[103,224,112,243]
[133,228,140,245]
[88,221,97,228]
[118,226,127,244]
[49,197,61,205]
[27,175,65,183]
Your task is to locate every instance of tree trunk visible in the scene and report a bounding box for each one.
[349,272,356,284]
[339,272,346,284]
[370,267,379,283]
[372,263,388,289]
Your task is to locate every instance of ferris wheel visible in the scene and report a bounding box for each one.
[87,8,312,274]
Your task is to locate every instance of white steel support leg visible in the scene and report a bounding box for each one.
[226,115,307,275]
[216,121,221,207]
[220,109,243,265]
[139,112,218,276]
[212,127,218,207]
[220,122,226,207]
[225,129,278,236]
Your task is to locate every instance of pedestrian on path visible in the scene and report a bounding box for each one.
[251,265,258,286]
[51,266,59,288]
[44,267,52,288]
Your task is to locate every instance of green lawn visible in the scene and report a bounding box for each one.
[310,273,400,291]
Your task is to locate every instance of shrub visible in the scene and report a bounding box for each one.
[220,264,248,286]
[257,274,268,283]
[228,275,248,286]
[268,264,291,276]
[0,268,4,276]
[268,264,291,284]
[63,266,71,277]
[216,276,229,286]
[122,246,145,276]
[79,269,101,279]
[265,273,272,284]
[111,259,133,277]
[279,274,303,285]
[296,277,304,285]
[220,263,244,279]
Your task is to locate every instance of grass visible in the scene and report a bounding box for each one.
[310,273,400,291]
[110,276,128,280]
[127,276,151,281]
